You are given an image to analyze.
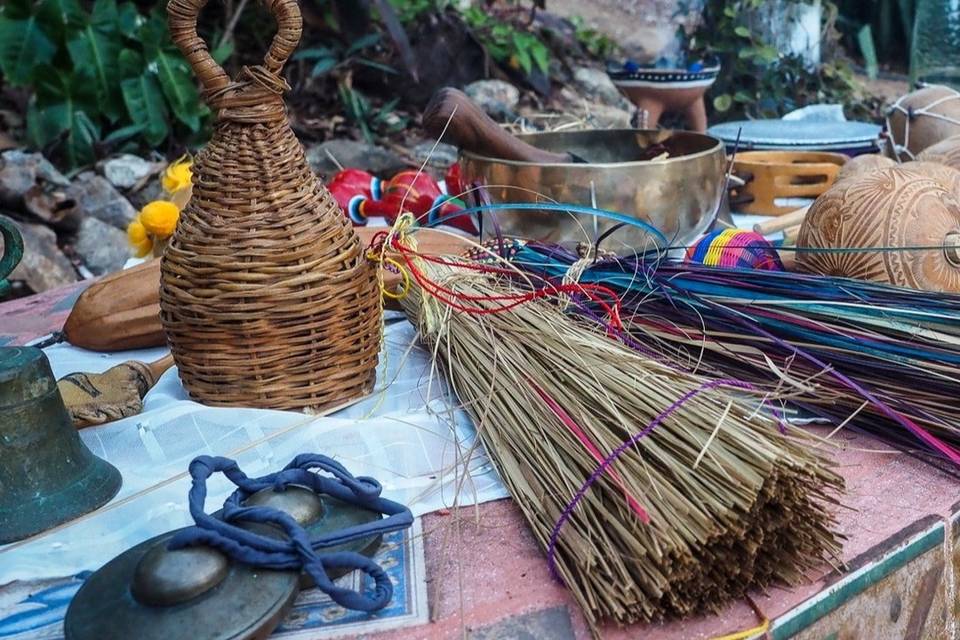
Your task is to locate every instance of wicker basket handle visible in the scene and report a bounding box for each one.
[167,0,302,99]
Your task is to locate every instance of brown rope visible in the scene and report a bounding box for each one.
[160,0,380,410]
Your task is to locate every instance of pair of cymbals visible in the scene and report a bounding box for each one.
[64,486,384,640]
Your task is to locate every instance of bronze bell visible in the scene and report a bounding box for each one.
[0,346,122,544]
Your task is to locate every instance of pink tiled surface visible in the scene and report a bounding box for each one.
[372,441,958,640]
[3,287,957,640]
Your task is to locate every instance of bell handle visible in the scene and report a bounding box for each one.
[423,88,571,164]
[167,0,302,98]
[0,216,24,294]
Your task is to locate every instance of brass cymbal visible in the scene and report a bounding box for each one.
[64,486,386,640]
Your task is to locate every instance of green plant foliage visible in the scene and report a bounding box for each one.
[462,6,550,76]
[691,0,879,122]
[294,33,396,78]
[337,84,407,143]
[569,16,616,58]
[0,0,209,169]
[836,0,913,68]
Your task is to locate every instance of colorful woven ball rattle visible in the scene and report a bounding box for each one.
[685,229,784,271]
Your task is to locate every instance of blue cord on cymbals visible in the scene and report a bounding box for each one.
[168,454,414,612]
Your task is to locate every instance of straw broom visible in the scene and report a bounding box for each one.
[401,261,843,628]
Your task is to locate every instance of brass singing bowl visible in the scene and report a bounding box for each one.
[459,129,726,250]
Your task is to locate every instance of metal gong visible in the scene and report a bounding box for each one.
[64,486,385,640]
[233,487,384,587]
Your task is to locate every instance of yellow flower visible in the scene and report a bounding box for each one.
[140,200,180,238]
[162,158,193,194]
[127,218,153,258]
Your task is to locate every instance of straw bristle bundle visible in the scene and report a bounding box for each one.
[402,263,843,627]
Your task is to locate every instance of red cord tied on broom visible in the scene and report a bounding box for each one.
[328,167,478,234]
[374,225,624,333]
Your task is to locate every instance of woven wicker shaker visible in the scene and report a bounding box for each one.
[161,0,380,411]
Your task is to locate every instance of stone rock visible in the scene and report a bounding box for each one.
[73,216,130,277]
[127,176,165,211]
[464,80,520,120]
[1,215,78,292]
[0,150,70,211]
[573,67,633,110]
[411,141,459,170]
[306,140,409,178]
[67,172,139,230]
[554,87,636,129]
[99,154,158,190]
[582,103,635,129]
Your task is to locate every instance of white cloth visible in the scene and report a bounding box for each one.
[0,316,507,583]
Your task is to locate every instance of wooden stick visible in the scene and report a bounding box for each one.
[782,225,801,245]
[753,205,811,236]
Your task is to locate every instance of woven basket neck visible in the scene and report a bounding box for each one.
[205,65,290,124]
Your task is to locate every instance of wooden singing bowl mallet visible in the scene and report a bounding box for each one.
[753,205,811,236]
[423,87,587,164]
[57,354,175,428]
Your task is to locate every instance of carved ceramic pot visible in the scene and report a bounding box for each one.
[797,166,960,292]
[917,134,960,170]
[834,154,895,185]
[886,85,960,160]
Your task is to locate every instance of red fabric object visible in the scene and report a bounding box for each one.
[328,169,380,225]
[328,167,477,234]
[445,163,464,199]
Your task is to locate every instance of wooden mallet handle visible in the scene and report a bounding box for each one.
[423,88,571,164]
[753,205,811,236]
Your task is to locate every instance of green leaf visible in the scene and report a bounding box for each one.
[27,68,102,168]
[857,25,879,81]
[154,50,203,131]
[734,25,751,38]
[1,0,34,19]
[121,73,169,146]
[91,0,118,30]
[311,57,338,76]
[138,8,169,56]
[117,48,143,79]
[757,45,779,64]
[36,0,85,38]
[355,58,396,74]
[734,90,753,103]
[102,122,145,145]
[116,2,139,35]
[345,32,380,56]
[210,39,234,64]
[294,47,336,61]
[0,16,56,85]
[530,44,549,74]
[713,94,733,112]
[67,26,123,121]
[515,49,532,75]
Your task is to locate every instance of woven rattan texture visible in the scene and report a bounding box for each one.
[160,0,380,411]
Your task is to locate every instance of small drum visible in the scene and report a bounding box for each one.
[709,119,882,155]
